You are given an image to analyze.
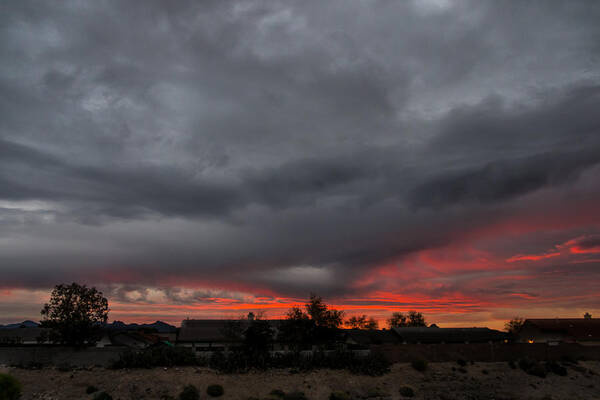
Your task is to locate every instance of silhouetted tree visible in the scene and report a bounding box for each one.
[346,315,378,330]
[387,311,426,328]
[39,283,109,346]
[505,317,525,334]
[221,312,272,349]
[221,318,245,342]
[278,306,313,351]
[305,294,345,329]
[244,316,274,354]
[278,294,344,349]
[584,312,592,319]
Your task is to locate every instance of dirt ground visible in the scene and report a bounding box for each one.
[2,361,599,400]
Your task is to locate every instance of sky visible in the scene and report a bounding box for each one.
[1,0,599,329]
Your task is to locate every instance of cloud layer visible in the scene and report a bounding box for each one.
[1,0,599,326]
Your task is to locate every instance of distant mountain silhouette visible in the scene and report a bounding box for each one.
[104,320,177,333]
[0,320,39,329]
[0,319,176,332]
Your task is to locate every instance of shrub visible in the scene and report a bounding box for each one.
[457,367,467,374]
[560,355,578,365]
[457,359,467,367]
[94,392,113,400]
[86,385,99,394]
[178,385,200,400]
[481,369,489,375]
[330,391,351,400]
[0,373,22,400]
[518,358,546,378]
[347,352,390,376]
[206,349,389,376]
[527,363,547,378]
[57,362,72,372]
[518,358,535,371]
[399,386,415,397]
[546,361,567,376]
[365,387,389,398]
[25,362,43,370]
[508,360,516,369]
[283,392,307,400]
[112,347,198,369]
[206,384,224,397]
[411,359,427,372]
[271,389,286,398]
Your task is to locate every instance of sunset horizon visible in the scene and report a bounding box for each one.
[1,1,599,334]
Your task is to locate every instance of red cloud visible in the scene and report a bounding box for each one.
[506,252,561,262]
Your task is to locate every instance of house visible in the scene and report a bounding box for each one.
[392,326,509,344]
[517,318,600,345]
[109,331,165,349]
[343,329,401,349]
[178,319,243,351]
[177,316,282,352]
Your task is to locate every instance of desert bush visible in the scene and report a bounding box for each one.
[115,346,390,375]
[518,358,535,371]
[518,358,546,378]
[399,386,415,397]
[560,355,578,365]
[0,373,22,400]
[206,384,224,397]
[347,352,390,376]
[411,359,427,372]
[57,362,72,372]
[545,361,567,376]
[365,387,389,398]
[178,385,200,400]
[329,391,350,400]
[94,391,113,400]
[283,392,307,400]
[457,359,467,367]
[571,364,588,374]
[112,346,198,369]
[24,362,43,370]
[527,363,547,378]
[86,385,99,394]
[208,349,389,376]
[270,389,286,398]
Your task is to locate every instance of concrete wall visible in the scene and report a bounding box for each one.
[371,342,600,363]
[0,346,127,367]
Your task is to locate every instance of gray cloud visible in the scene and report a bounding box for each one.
[1,0,600,307]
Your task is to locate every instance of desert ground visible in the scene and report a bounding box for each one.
[2,361,599,400]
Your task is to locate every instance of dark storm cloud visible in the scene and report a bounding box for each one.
[1,0,600,301]
[3,83,599,218]
[410,146,600,208]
